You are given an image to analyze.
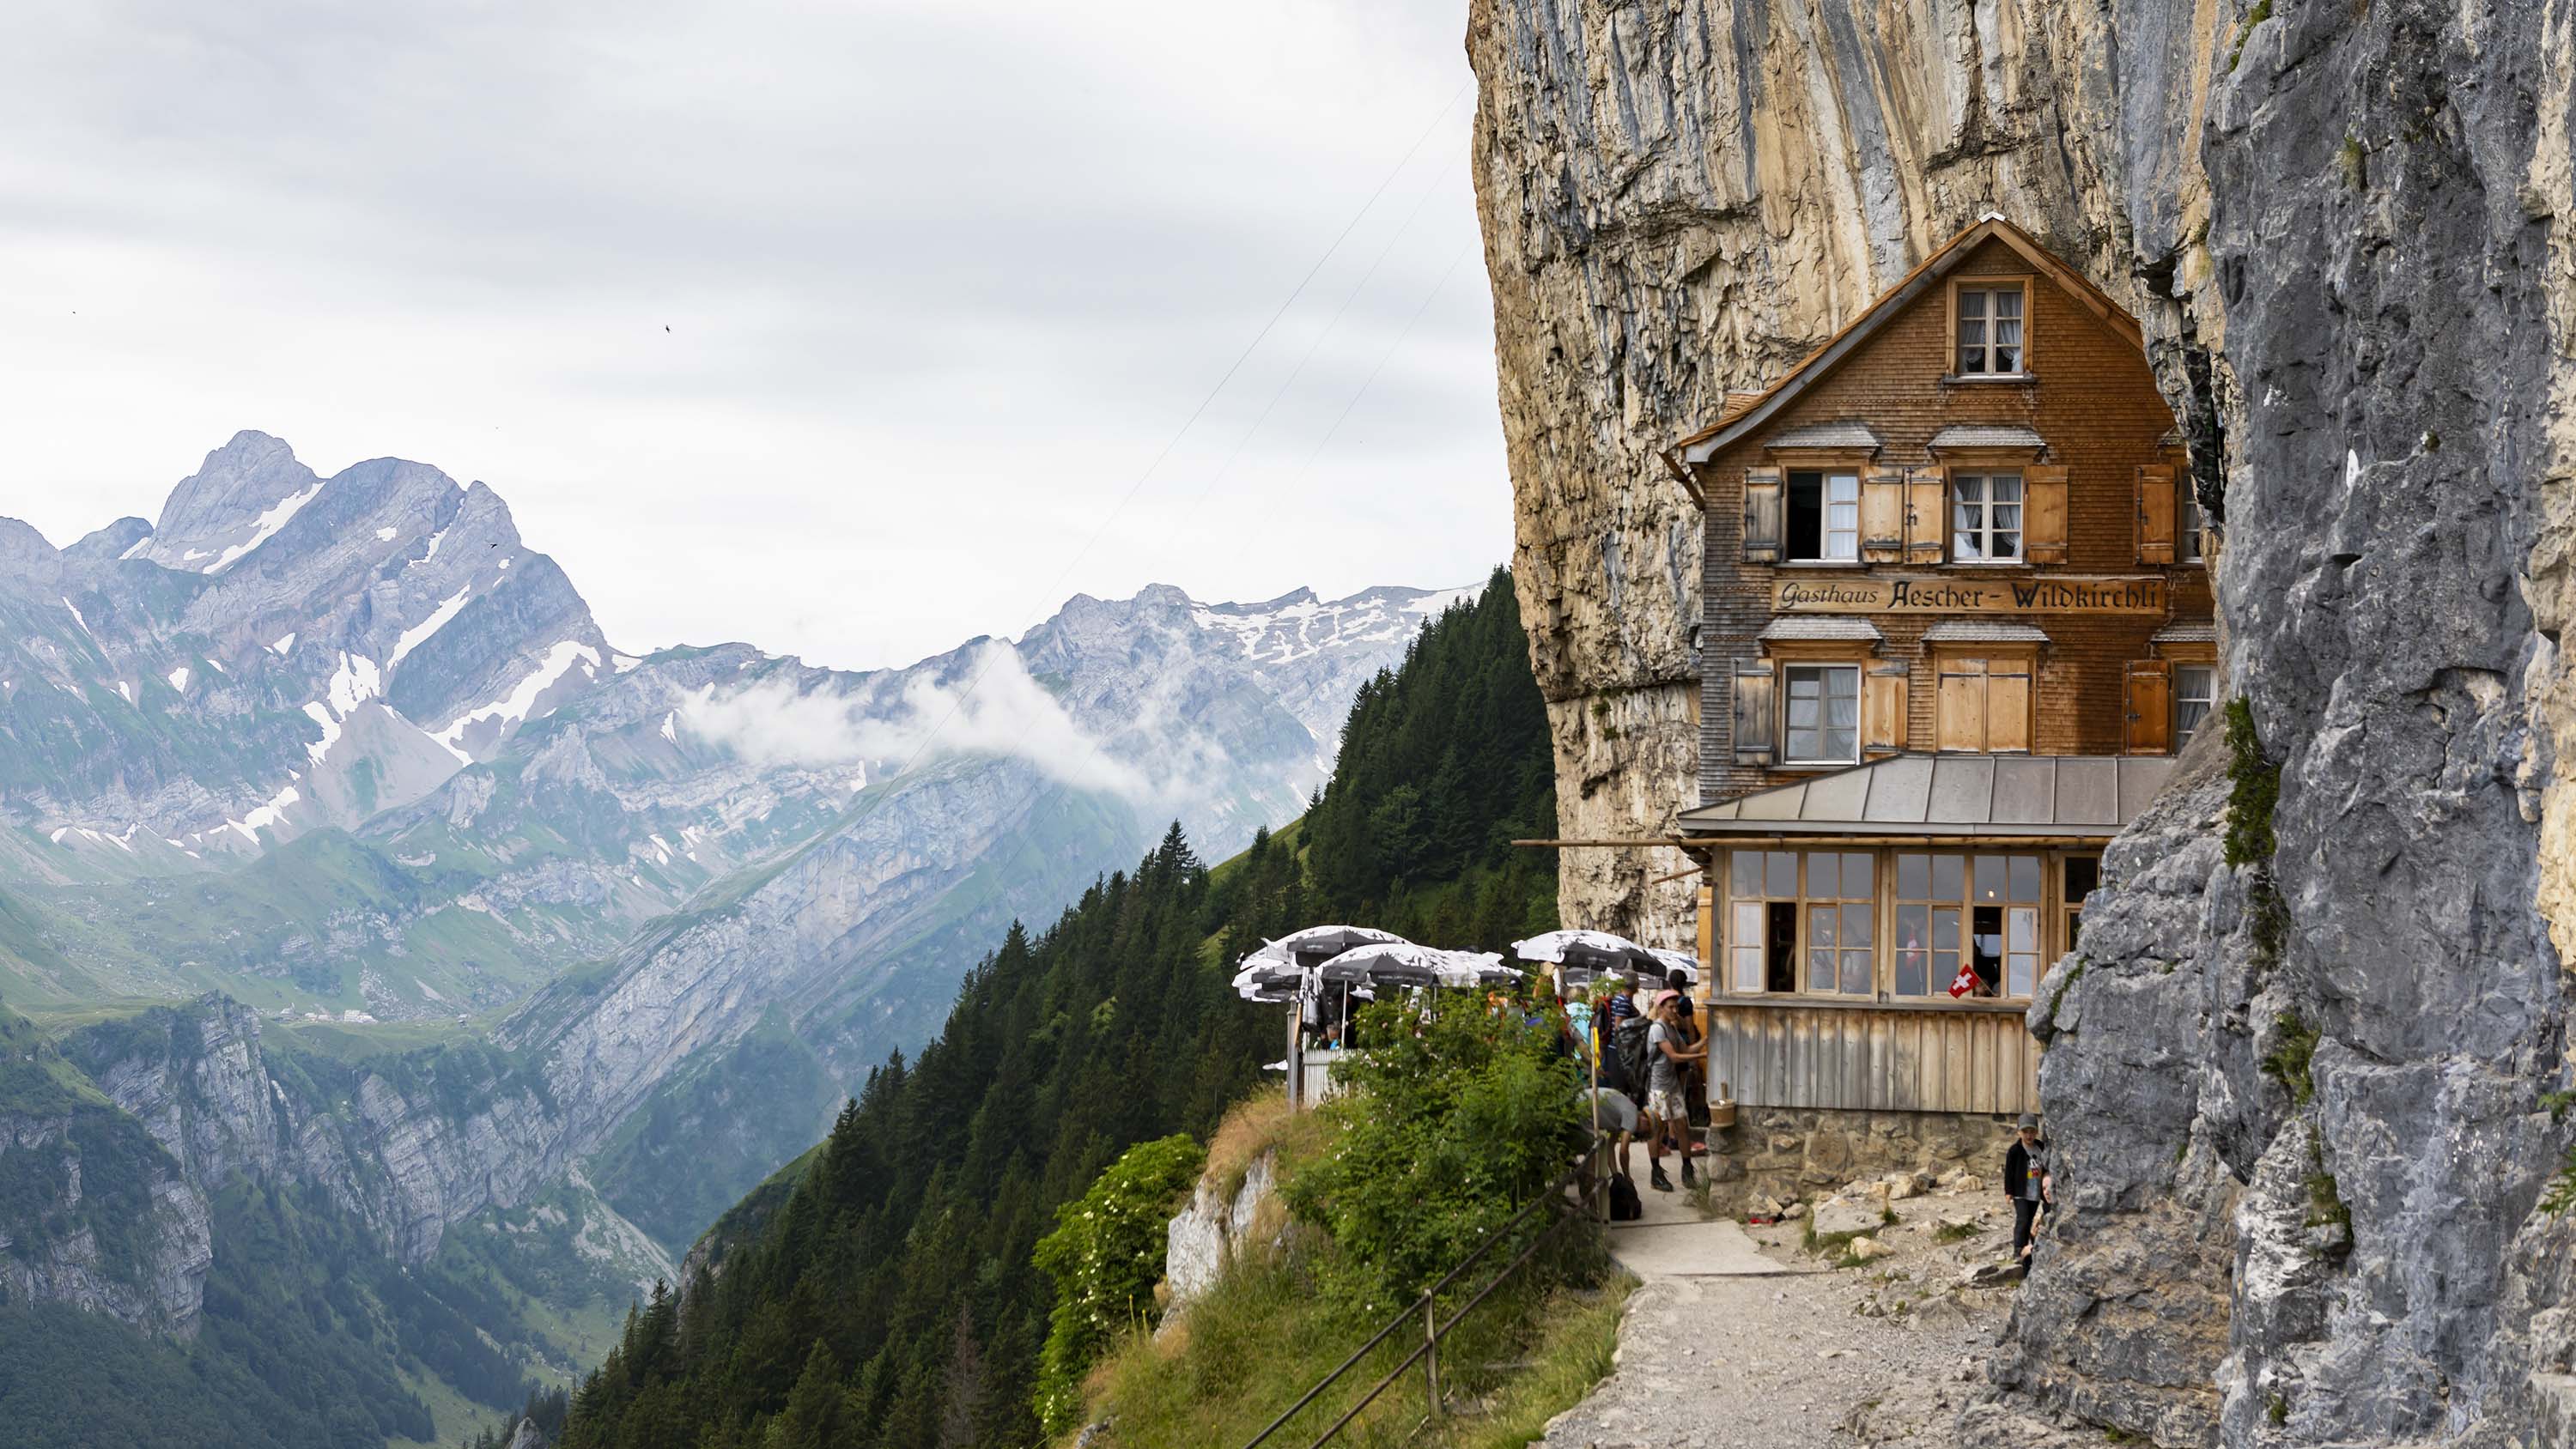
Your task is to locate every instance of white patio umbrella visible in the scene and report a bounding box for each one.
[1510,929,1661,986]
[1646,948,1703,987]
[1316,943,1510,991]
[1263,925,1409,964]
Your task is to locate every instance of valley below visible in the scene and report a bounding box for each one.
[0,434,1467,1443]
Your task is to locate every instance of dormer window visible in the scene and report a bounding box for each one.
[1786,470,1861,561]
[1955,282,2026,375]
[1951,474,2024,561]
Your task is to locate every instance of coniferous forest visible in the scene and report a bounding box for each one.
[547,568,1558,1448]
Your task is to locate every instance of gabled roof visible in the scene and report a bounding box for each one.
[1676,753,2175,838]
[1672,216,2143,469]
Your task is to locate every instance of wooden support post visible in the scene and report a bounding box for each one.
[1423,1295,1441,1419]
[1285,1005,1303,1111]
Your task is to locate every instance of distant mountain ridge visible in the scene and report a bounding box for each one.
[0,432,1473,1404]
[1,431,1468,1027]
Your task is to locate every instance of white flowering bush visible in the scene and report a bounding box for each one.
[1031,1133,1206,1434]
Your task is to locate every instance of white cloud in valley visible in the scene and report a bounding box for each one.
[0,0,1505,671]
[677,645,1157,803]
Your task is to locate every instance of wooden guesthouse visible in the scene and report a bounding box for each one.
[1663,215,2215,1142]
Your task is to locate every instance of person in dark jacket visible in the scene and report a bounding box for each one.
[2004,1113,2048,1269]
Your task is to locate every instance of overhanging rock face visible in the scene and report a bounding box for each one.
[1469,0,2576,1443]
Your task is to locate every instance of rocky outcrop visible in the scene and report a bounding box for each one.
[1162,1148,1279,1319]
[1473,0,2576,1443]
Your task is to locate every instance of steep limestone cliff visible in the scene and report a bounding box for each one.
[1471,0,2576,1443]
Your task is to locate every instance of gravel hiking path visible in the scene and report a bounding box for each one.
[1540,1178,2033,1448]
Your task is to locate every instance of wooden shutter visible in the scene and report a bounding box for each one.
[1862,469,1906,562]
[1733,662,1777,765]
[1987,658,2033,752]
[2136,464,2177,565]
[2024,464,2069,565]
[1905,468,1947,563]
[1863,663,1910,755]
[1936,657,1987,753]
[1743,467,1784,564]
[2123,660,2172,755]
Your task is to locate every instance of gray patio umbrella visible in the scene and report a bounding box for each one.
[1316,943,1510,991]
[1510,928,1662,986]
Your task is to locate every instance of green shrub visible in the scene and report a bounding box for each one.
[1031,1133,1206,1434]
[2540,1147,2576,1218]
[2263,1014,2319,1106]
[1282,994,1581,1307]
[2222,699,2278,869]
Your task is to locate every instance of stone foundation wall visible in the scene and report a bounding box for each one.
[1704,1106,2020,1216]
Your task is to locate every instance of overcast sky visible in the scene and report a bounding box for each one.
[0,0,1506,671]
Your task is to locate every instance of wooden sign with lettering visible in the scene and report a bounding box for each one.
[1771,574,2167,615]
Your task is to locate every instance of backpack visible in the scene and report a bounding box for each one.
[1614,1018,1655,1094]
[1607,1171,1643,1222]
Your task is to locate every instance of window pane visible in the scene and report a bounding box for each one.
[1809,950,1837,991]
[2063,856,2100,904]
[1931,854,1963,899]
[1973,855,2005,902]
[1826,680,1859,729]
[2008,855,2042,901]
[1732,948,1763,992]
[1828,474,1859,504]
[1956,475,1985,502]
[1808,905,1837,949]
[1959,291,1986,319]
[1894,904,1929,995]
[2006,907,2037,951]
[1842,853,1873,894]
[1932,907,1959,952]
[1732,850,1763,898]
[1825,724,1857,761]
[1990,475,2022,503]
[2008,953,2038,997]
[1842,949,1872,996]
[1897,852,1929,898]
[1995,289,2022,318]
[1807,852,1839,900]
[1995,343,2020,373]
[1996,318,2024,349]
[1842,903,1873,948]
[1766,852,1797,898]
[1732,901,1764,945]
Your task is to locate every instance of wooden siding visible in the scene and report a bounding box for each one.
[1701,1002,2040,1115]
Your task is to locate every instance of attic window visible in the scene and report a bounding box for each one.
[1954,282,2027,376]
[1786,470,1860,561]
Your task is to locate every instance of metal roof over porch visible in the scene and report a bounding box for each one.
[1676,754,2175,837]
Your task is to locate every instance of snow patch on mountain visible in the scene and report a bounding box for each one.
[390,587,474,667]
[325,654,383,715]
[435,640,600,759]
[166,666,190,692]
[206,479,325,573]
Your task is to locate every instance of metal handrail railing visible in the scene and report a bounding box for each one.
[1238,1131,1612,1449]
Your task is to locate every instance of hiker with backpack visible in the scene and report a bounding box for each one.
[1642,991,1706,1191]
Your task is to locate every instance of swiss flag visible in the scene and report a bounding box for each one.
[1947,963,1981,998]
